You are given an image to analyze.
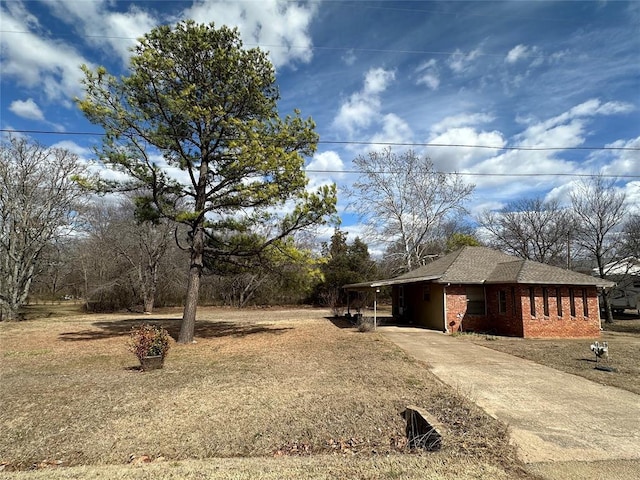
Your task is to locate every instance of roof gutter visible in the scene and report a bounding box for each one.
[343,275,442,291]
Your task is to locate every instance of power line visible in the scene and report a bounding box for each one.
[0,29,547,61]
[3,128,638,180]
[2,129,639,152]
[319,140,639,152]
[305,169,640,179]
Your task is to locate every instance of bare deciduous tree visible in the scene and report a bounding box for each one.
[621,214,640,259]
[80,198,174,313]
[0,137,90,320]
[571,175,627,323]
[476,197,573,266]
[348,148,474,272]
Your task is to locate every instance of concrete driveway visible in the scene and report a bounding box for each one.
[380,327,640,465]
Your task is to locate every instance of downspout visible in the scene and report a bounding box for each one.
[443,284,449,333]
[597,286,605,331]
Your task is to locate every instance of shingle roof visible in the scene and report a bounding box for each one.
[394,246,515,284]
[345,246,615,289]
[486,259,614,287]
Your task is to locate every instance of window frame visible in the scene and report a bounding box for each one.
[543,287,550,317]
[556,288,563,317]
[569,288,576,317]
[466,286,486,315]
[498,290,507,314]
[529,287,536,317]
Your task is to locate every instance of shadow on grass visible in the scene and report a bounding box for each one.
[59,317,291,342]
[578,357,597,363]
[327,316,354,329]
[327,315,403,329]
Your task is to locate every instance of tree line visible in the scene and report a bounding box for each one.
[1,21,637,330]
[2,135,637,325]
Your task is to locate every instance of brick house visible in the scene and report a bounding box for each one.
[345,246,614,338]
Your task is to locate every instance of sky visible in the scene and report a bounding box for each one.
[1,0,639,251]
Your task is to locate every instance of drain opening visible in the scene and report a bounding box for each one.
[403,405,443,451]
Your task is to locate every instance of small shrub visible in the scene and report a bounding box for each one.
[128,324,171,361]
[357,316,374,333]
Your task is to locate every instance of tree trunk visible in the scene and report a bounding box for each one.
[596,258,614,324]
[179,226,204,343]
[601,289,614,324]
[143,295,155,315]
[141,264,158,314]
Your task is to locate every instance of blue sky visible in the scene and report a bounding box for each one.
[1,0,639,250]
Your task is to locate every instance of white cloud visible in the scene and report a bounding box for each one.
[183,0,318,68]
[431,113,494,135]
[332,67,395,135]
[417,72,440,90]
[600,135,640,176]
[44,0,158,66]
[457,97,637,197]
[333,94,379,134]
[49,140,92,158]
[506,44,529,64]
[447,48,481,74]
[415,59,439,90]
[596,101,635,115]
[307,151,344,175]
[0,2,90,103]
[623,181,640,215]
[342,49,356,66]
[363,68,395,95]
[369,114,414,146]
[514,99,635,150]
[549,49,571,63]
[428,127,506,170]
[9,98,44,121]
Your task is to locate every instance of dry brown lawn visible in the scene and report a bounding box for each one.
[461,312,640,395]
[0,305,536,479]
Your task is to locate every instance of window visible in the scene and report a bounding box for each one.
[582,289,589,317]
[529,287,536,317]
[466,286,486,315]
[498,290,507,314]
[511,287,517,315]
[556,288,563,317]
[569,288,576,317]
[543,287,550,316]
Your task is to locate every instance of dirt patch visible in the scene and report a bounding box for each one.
[0,306,533,478]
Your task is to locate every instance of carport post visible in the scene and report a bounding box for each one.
[347,291,350,316]
[374,288,379,330]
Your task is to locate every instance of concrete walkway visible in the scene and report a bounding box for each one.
[380,327,640,464]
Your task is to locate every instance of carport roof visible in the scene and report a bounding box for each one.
[343,275,441,291]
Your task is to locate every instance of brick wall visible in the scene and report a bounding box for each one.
[484,285,524,336]
[519,285,601,338]
[444,285,466,333]
[444,283,601,338]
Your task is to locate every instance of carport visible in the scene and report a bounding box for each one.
[343,275,441,329]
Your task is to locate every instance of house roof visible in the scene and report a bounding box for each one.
[344,246,614,290]
[486,259,614,286]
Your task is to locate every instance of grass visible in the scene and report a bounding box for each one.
[0,306,535,479]
[460,311,640,395]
